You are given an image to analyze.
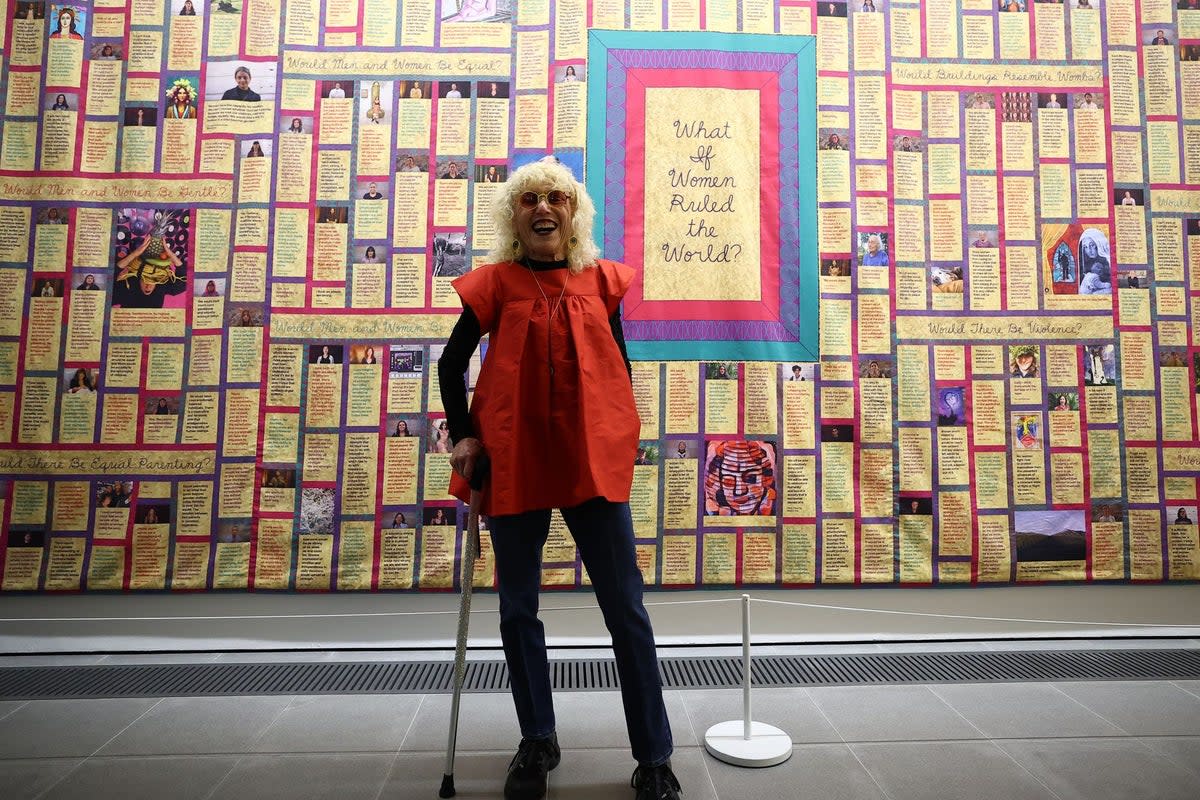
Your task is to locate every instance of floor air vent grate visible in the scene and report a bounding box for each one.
[2,649,1198,700]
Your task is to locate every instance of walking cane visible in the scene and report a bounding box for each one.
[439,453,490,799]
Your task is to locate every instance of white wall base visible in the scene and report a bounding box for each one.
[1,584,1197,654]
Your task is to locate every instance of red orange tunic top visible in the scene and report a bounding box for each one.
[447,259,641,516]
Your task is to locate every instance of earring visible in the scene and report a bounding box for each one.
[568,236,578,250]
[511,239,520,252]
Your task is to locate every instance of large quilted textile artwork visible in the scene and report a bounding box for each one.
[0,0,1198,592]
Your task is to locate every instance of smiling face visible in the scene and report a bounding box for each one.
[235,69,250,90]
[513,183,575,260]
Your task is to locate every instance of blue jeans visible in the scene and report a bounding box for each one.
[488,497,674,767]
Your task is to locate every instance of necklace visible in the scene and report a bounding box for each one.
[526,263,568,378]
[526,263,568,321]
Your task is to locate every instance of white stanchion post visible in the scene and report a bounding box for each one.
[742,593,752,741]
[703,595,793,768]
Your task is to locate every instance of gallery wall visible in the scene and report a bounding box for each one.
[0,0,1198,593]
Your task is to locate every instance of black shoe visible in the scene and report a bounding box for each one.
[631,761,682,800]
[504,732,560,800]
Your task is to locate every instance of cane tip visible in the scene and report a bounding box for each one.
[438,774,456,798]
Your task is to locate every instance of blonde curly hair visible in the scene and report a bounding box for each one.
[487,157,600,274]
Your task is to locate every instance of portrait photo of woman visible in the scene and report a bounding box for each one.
[1078,229,1112,296]
[430,419,452,453]
[67,368,96,393]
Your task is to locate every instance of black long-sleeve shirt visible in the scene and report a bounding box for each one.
[436,260,632,446]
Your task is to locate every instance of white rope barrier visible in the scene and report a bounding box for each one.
[747,596,1200,629]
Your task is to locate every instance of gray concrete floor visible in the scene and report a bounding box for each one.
[3,642,1200,799]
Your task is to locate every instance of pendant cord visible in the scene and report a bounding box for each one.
[526,264,569,321]
[526,264,568,381]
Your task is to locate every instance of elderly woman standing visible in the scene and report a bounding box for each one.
[437,158,679,800]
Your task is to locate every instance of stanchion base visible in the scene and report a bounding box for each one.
[703,720,793,768]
